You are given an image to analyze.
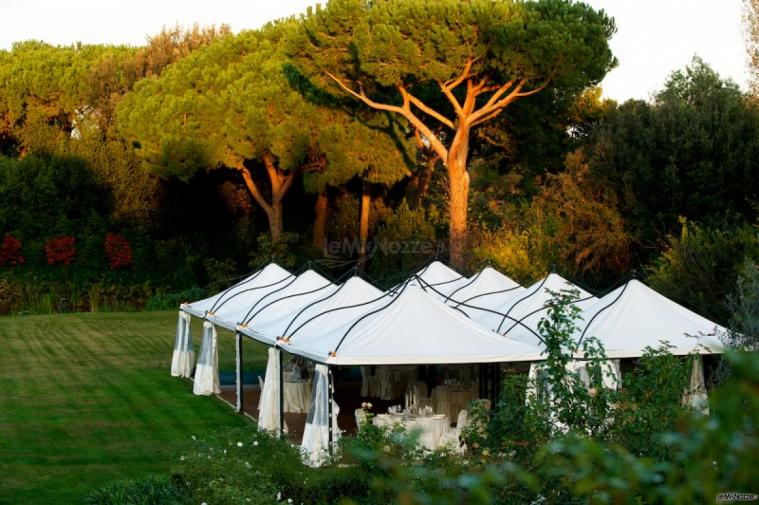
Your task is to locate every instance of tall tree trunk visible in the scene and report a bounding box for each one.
[268,201,283,242]
[414,155,437,208]
[327,58,550,271]
[446,129,470,270]
[235,153,293,243]
[358,183,371,269]
[313,191,328,249]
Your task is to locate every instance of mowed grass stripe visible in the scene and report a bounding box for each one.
[0,311,263,504]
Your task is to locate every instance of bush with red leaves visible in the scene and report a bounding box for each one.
[45,236,76,266]
[104,232,133,269]
[0,235,24,266]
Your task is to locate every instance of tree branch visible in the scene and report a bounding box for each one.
[325,71,405,115]
[325,71,448,161]
[235,163,273,216]
[442,58,474,90]
[402,85,454,129]
[469,108,504,127]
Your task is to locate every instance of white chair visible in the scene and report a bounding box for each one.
[440,409,468,454]
[354,408,368,430]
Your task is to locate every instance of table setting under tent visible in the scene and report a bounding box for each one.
[170,260,726,466]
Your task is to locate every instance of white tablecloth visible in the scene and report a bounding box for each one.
[431,385,478,423]
[373,413,449,450]
[283,381,311,414]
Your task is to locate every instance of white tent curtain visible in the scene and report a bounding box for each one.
[171,311,194,378]
[683,356,709,415]
[301,364,340,467]
[569,359,622,390]
[193,321,220,395]
[525,359,622,406]
[258,347,287,434]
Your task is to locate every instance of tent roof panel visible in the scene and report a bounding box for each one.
[181,263,292,318]
[207,268,334,333]
[577,280,725,357]
[240,276,382,345]
[283,284,542,365]
[445,266,522,306]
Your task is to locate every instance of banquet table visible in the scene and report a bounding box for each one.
[283,380,311,414]
[431,385,478,423]
[373,413,449,450]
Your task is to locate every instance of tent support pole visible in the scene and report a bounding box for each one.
[328,367,334,457]
[278,348,284,438]
[478,364,485,399]
[235,332,243,414]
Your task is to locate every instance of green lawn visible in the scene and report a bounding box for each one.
[0,311,268,504]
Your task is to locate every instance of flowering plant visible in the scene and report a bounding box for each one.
[0,235,24,266]
[45,236,76,265]
[104,232,133,269]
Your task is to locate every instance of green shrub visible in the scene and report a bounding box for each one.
[84,475,189,505]
[647,219,759,323]
[145,287,206,312]
[723,261,759,351]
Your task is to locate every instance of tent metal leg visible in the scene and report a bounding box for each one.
[235,332,243,413]
[278,348,284,438]
[328,367,334,456]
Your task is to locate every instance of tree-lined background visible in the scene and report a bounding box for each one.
[1,0,759,325]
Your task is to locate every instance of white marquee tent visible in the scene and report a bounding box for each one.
[575,279,725,358]
[171,261,728,464]
[281,282,543,366]
[443,266,523,307]
[261,275,385,346]
[459,273,596,347]
[402,261,470,299]
[234,269,338,345]
[181,262,293,320]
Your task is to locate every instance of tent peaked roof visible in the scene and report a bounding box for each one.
[469,273,597,347]
[417,261,464,284]
[181,262,292,318]
[409,260,470,299]
[283,284,542,366]
[576,279,725,358]
[240,275,383,345]
[207,268,333,331]
[445,266,522,306]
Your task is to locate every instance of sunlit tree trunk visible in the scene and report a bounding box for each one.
[235,152,293,242]
[313,191,328,249]
[358,183,371,269]
[327,59,549,270]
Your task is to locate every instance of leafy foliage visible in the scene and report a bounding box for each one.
[647,219,759,323]
[586,58,759,247]
[84,475,189,505]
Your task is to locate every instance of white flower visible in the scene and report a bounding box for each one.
[191,435,197,441]
[367,402,373,409]
[277,491,282,501]
[201,502,207,505]
[361,402,367,408]
[288,499,293,504]
[237,441,244,447]
[253,441,259,446]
